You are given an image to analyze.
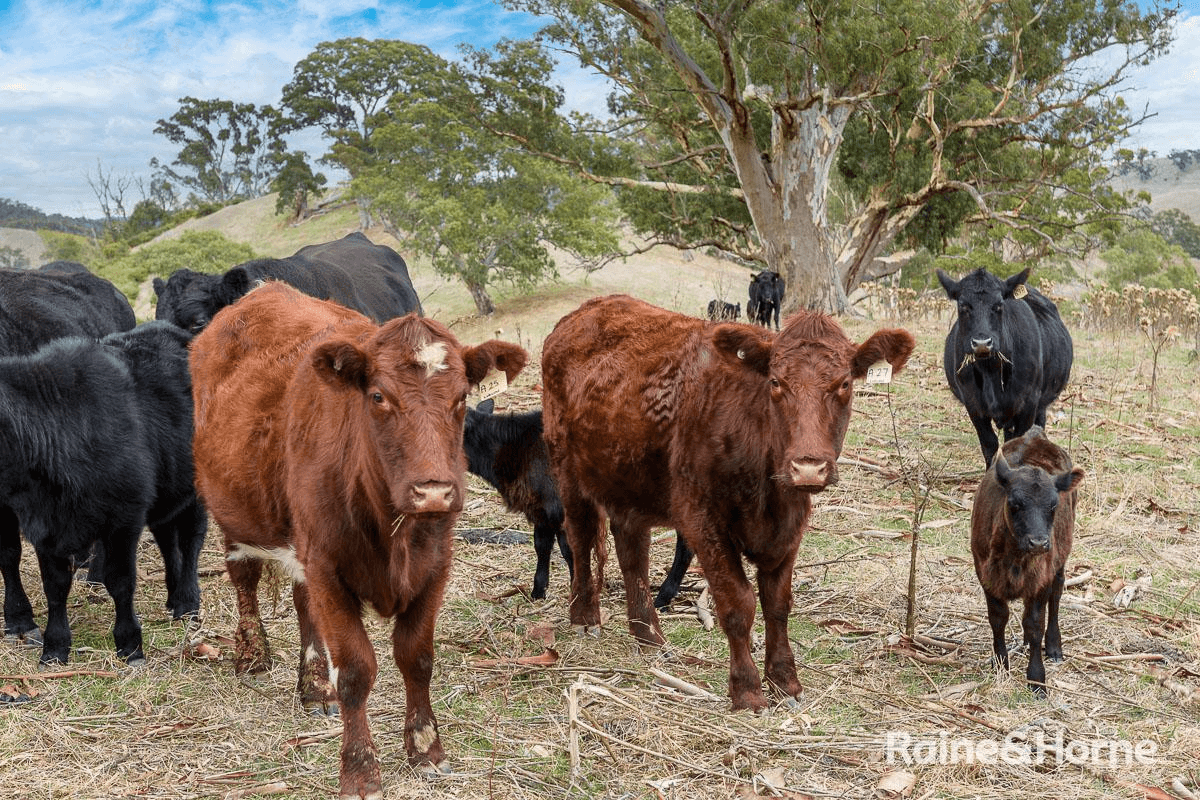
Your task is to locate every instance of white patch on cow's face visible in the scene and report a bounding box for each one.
[226,543,306,583]
[412,723,439,753]
[415,340,449,377]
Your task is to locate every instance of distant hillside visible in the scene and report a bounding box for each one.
[1107,156,1200,221]
[0,227,48,266]
[0,198,101,237]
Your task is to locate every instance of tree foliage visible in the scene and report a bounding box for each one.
[269,152,327,221]
[1100,226,1197,295]
[494,0,1177,311]
[152,97,288,204]
[1151,208,1200,259]
[350,42,621,315]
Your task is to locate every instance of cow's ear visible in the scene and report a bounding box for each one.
[476,398,495,414]
[152,277,166,297]
[1055,466,1084,494]
[936,269,960,299]
[311,339,369,391]
[218,268,252,305]
[1004,268,1032,298]
[712,325,771,375]
[850,328,916,379]
[993,454,1012,487]
[462,340,528,386]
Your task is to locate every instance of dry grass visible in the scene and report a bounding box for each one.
[4,206,1200,799]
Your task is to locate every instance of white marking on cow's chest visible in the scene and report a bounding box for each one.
[226,543,306,583]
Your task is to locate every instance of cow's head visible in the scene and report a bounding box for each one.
[993,450,1083,553]
[154,267,254,335]
[712,314,915,491]
[937,267,1030,360]
[310,316,527,516]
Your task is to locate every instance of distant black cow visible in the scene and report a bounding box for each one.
[938,267,1073,467]
[706,299,741,321]
[0,322,205,664]
[747,270,785,330]
[152,231,422,333]
[465,399,693,607]
[0,262,137,642]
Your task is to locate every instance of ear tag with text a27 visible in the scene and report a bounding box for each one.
[474,368,508,401]
[865,361,893,385]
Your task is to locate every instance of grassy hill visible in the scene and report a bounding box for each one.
[152,191,755,347]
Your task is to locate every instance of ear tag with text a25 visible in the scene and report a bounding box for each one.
[474,368,508,401]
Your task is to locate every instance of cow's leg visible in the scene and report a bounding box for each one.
[225,555,271,674]
[984,591,1010,671]
[0,506,38,640]
[309,575,383,799]
[560,485,604,630]
[653,533,694,610]
[291,579,337,714]
[757,545,803,701]
[35,549,76,664]
[1022,592,1050,696]
[683,516,765,710]
[150,499,205,620]
[969,412,1000,467]
[531,517,555,600]
[1044,567,1066,662]
[1006,408,1037,441]
[82,541,106,585]
[609,516,663,647]
[392,588,449,774]
[99,530,146,664]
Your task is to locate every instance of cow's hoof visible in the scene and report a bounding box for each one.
[778,697,803,711]
[5,627,42,647]
[338,791,382,800]
[572,624,601,638]
[417,759,452,776]
[303,699,340,717]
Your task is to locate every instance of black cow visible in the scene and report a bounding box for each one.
[464,399,693,607]
[747,270,785,330]
[0,322,205,664]
[1,263,138,642]
[706,299,741,321]
[938,267,1073,467]
[152,231,422,333]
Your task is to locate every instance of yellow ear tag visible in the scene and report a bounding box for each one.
[865,361,893,384]
[1012,283,1029,300]
[474,369,508,401]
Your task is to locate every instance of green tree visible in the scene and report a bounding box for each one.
[1151,208,1200,259]
[1100,226,1197,294]
[353,49,621,315]
[490,0,1175,312]
[269,152,327,221]
[0,245,30,269]
[153,97,288,204]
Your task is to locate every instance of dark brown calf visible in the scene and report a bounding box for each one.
[971,426,1083,696]
[190,283,526,799]
[541,294,914,711]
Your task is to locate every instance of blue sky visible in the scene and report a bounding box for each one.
[1,0,1198,219]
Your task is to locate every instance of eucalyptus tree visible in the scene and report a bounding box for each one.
[489,0,1177,311]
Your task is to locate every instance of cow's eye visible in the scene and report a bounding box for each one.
[993,303,1003,314]
[371,391,385,405]
[769,377,781,389]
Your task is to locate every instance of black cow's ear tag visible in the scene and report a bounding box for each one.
[1012,284,1029,300]
[865,361,893,384]
[474,368,508,401]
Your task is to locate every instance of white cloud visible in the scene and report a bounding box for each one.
[1118,13,1200,155]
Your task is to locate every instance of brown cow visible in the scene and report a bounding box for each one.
[540,294,915,711]
[971,426,1083,696]
[190,282,527,799]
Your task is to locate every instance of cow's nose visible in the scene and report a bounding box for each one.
[971,337,993,355]
[410,482,455,513]
[1024,536,1050,552]
[790,459,830,488]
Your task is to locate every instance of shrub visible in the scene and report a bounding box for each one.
[93,231,256,302]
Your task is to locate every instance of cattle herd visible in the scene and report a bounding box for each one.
[0,235,1085,798]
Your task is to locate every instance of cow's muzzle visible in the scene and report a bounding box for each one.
[408,481,456,513]
[789,458,835,490]
[970,337,994,357]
